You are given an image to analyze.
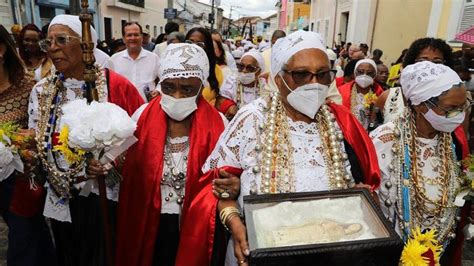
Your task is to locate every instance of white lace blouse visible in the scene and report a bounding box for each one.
[370,122,461,238]
[28,77,117,223]
[203,98,352,265]
[203,97,352,206]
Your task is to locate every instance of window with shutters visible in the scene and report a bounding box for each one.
[459,0,474,32]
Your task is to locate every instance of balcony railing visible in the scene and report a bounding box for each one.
[119,0,144,8]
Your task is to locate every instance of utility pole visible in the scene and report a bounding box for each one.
[229,5,241,20]
[210,0,215,31]
[69,0,81,15]
[167,0,173,23]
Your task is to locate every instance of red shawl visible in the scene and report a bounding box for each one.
[328,102,381,189]
[116,96,224,266]
[444,126,469,266]
[8,69,144,218]
[338,80,384,110]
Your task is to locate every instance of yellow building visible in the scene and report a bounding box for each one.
[287,0,312,32]
[307,0,473,65]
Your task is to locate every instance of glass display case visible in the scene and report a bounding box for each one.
[243,189,403,266]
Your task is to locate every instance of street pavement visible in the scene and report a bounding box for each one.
[0,217,472,265]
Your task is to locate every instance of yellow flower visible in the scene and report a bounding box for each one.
[363,91,378,109]
[401,238,430,266]
[471,179,474,190]
[53,125,85,165]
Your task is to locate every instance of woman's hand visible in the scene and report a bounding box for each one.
[229,217,250,265]
[225,105,238,121]
[213,169,240,200]
[85,159,109,179]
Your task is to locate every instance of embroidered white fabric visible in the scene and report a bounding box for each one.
[158,43,209,83]
[201,98,352,266]
[383,87,405,123]
[400,61,462,106]
[370,122,461,236]
[28,75,117,223]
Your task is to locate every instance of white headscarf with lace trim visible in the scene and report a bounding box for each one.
[158,43,210,83]
[401,61,462,105]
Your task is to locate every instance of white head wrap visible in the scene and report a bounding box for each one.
[326,48,337,61]
[271,30,326,78]
[241,49,266,73]
[159,43,209,83]
[48,14,112,68]
[49,14,98,45]
[401,61,462,105]
[354,59,377,75]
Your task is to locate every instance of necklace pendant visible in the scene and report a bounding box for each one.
[171,167,179,176]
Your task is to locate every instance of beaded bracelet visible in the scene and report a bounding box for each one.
[220,207,241,232]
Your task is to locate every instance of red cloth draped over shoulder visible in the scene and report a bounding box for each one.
[105,68,145,115]
[176,166,243,266]
[8,69,144,218]
[443,126,469,266]
[327,102,381,189]
[116,96,224,266]
[338,80,384,110]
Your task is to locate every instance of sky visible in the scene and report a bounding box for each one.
[202,0,278,19]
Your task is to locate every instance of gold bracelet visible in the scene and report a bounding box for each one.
[220,207,241,231]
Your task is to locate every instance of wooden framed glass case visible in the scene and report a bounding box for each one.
[243,189,403,266]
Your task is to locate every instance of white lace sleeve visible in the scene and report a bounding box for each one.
[369,122,397,222]
[28,79,46,130]
[202,99,265,172]
[219,69,238,102]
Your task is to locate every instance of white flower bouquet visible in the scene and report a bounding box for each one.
[0,125,24,182]
[58,99,136,152]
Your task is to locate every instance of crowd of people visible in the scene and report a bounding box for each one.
[0,14,473,266]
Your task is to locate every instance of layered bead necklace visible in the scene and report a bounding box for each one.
[161,136,190,205]
[252,90,353,194]
[385,108,460,245]
[35,67,106,200]
[236,81,262,108]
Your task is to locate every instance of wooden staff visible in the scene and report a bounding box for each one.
[79,1,113,266]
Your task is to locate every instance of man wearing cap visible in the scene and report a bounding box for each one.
[142,28,155,52]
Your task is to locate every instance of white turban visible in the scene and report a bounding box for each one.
[401,61,462,105]
[354,59,377,75]
[49,14,98,45]
[271,30,326,78]
[241,49,266,73]
[159,43,210,83]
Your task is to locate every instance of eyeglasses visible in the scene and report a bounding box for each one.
[236,63,260,73]
[355,69,376,78]
[185,40,206,49]
[415,58,445,64]
[39,34,81,52]
[425,99,473,118]
[283,69,336,85]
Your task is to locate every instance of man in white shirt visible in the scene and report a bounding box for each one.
[109,22,160,102]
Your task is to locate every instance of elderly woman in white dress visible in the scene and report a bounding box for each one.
[370,61,471,265]
[220,49,266,108]
[28,14,143,266]
[202,30,381,265]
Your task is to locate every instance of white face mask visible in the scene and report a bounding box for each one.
[280,74,329,119]
[355,74,374,88]
[160,88,201,121]
[238,72,256,85]
[423,109,465,133]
